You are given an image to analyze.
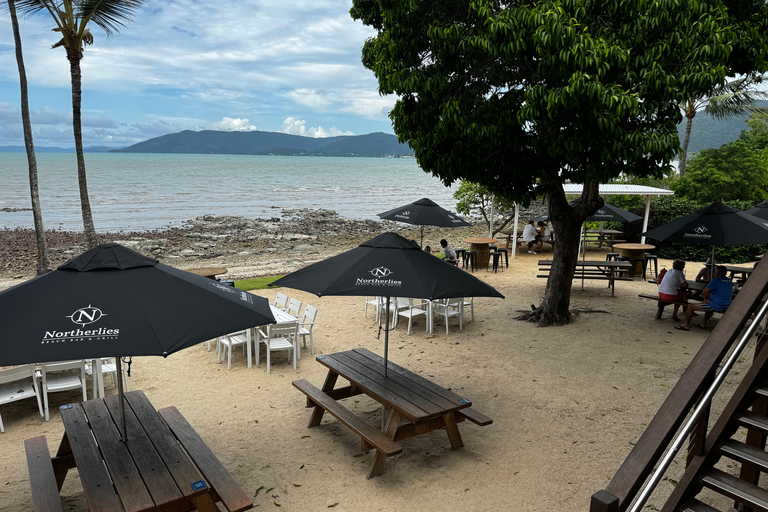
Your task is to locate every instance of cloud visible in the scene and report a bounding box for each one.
[279,117,353,138]
[212,117,257,131]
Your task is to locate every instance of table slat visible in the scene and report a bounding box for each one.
[318,354,430,421]
[341,349,460,411]
[81,400,155,512]
[59,404,124,512]
[123,391,207,500]
[352,348,472,409]
[332,352,446,417]
[103,395,185,508]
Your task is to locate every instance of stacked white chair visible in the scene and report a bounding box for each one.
[38,360,87,422]
[0,365,43,433]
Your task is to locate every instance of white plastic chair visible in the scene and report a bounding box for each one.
[38,360,87,422]
[273,292,289,311]
[396,299,429,335]
[364,296,380,318]
[85,358,129,399]
[432,298,464,333]
[463,297,475,322]
[0,365,43,433]
[217,330,251,370]
[287,297,302,318]
[298,305,318,354]
[257,322,299,374]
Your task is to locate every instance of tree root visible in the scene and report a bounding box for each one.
[515,307,611,326]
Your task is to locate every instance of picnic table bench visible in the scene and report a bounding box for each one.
[293,348,492,478]
[537,259,633,297]
[25,390,252,512]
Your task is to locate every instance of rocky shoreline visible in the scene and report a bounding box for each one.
[1,207,547,282]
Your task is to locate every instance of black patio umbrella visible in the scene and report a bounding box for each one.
[378,198,470,248]
[746,199,768,221]
[270,232,504,376]
[533,199,642,223]
[0,243,275,440]
[642,202,768,275]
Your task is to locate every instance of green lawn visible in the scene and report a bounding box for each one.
[235,275,284,291]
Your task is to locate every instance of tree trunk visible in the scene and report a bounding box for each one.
[518,180,603,326]
[9,0,52,275]
[68,53,99,248]
[678,99,696,176]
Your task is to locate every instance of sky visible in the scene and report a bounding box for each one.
[0,0,397,148]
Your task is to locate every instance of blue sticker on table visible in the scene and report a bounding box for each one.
[459,399,471,404]
[60,404,73,410]
[191,480,207,491]
[317,356,326,359]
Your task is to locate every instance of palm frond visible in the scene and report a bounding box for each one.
[14,0,58,17]
[75,0,146,37]
[704,74,768,120]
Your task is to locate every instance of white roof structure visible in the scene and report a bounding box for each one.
[562,184,674,196]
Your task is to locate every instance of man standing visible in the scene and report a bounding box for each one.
[675,265,733,331]
[523,220,542,254]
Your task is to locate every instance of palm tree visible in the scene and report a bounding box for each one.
[678,74,768,176]
[7,0,52,274]
[15,0,146,248]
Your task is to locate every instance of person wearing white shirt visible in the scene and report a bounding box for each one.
[658,259,689,321]
[522,220,541,254]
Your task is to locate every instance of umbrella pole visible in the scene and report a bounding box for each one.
[116,357,127,442]
[420,226,424,249]
[711,245,716,278]
[383,296,390,378]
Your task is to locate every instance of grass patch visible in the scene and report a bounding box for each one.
[235,275,284,291]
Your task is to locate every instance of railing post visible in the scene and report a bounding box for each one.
[590,490,619,512]
[686,398,710,466]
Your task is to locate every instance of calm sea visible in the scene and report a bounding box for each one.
[0,153,458,232]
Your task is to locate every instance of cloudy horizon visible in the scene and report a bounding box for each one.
[0,0,395,148]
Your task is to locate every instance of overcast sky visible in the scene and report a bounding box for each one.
[0,0,396,148]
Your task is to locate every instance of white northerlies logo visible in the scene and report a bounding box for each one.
[683,225,711,239]
[394,210,411,220]
[356,267,402,287]
[42,305,119,345]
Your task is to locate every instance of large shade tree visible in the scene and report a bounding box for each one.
[351,0,768,326]
[7,0,51,274]
[16,0,146,248]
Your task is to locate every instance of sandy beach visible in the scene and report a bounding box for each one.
[0,236,752,512]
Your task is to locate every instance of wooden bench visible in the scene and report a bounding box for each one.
[457,408,493,426]
[293,379,403,457]
[158,406,253,512]
[638,293,689,320]
[24,436,63,512]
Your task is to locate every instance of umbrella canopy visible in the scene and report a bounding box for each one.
[533,199,642,223]
[0,243,276,365]
[378,198,470,248]
[745,199,768,221]
[0,243,276,439]
[642,202,768,275]
[270,232,504,375]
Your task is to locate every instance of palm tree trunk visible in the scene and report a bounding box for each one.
[9,0,52,275]
[67,53,99,248]
[679,100,696,176]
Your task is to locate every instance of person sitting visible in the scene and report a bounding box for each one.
[440,239,457,265]
[523,220,542,254]
[657,259,689,321]
[537,221,552,243]
[424,245,432,254]
[696,258,714,283]
[676,265,733,331]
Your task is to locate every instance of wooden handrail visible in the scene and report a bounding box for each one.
[592,256,768,511]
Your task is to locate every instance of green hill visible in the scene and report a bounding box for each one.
[111,130,413,158]
[678,100,768,156]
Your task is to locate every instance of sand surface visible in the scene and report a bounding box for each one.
[0,249,749,511]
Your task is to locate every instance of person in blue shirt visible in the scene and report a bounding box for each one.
[675,265,733,331]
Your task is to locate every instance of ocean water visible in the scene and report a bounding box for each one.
[0,153,459,232]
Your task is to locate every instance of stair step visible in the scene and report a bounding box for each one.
[698,469,768,511]
[678,499,722,512]
[719,440,768,473]
[753,385,768,400]
[734,412,768,435]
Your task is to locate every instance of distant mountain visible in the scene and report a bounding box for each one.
[0,145,120,153]
[110,130,414,157]
[677,100,768,156]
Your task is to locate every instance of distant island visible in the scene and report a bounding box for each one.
[109,130,414,158]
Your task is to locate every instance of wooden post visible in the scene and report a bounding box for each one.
[589,490,619,512]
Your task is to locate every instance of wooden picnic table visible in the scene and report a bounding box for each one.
[293,348,492,478]
[537,259,632,297]
[186,267,228,280]
[584,229,624,248]
[723,264,754,282]
[25,390,252,512]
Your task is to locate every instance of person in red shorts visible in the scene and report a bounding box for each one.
[658,259,689,321]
